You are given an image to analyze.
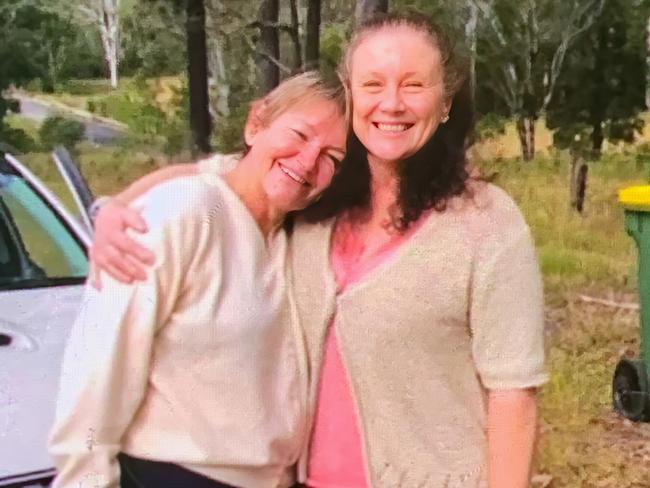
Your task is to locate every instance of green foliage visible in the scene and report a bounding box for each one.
[474,113,507,141]
[83,78,167,137]
[39,116,85,152]
[0,1,44,90]
[546,0,648,158]
[0,125,38,154]
[391,0,469,47]
[0,1,48,133]
[635,143,650,167]
[320,23,347,79]
[120,0,186,77]
[550,122,593,157]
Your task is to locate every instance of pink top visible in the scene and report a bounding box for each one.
[307,214,430,488]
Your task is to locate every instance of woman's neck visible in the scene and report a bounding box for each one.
[365,155,400,228]
[224,161,284,238]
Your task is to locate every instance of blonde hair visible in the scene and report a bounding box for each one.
[257,71,349,128]
[339,13,466,101]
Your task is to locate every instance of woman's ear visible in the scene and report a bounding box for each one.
[441,99,452,123]
[244,99,268,146]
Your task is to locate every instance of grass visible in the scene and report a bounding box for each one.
[4,113,40,140]
[13,141,165,219]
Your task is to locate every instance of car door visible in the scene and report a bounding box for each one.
[51,146,94,233]
[0,153,91,487]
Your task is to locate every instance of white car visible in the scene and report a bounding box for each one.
[0,150,92,487]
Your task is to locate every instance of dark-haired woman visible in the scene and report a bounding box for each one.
[89,14,546,488]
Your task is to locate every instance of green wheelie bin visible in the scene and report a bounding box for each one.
[613,185,650,421]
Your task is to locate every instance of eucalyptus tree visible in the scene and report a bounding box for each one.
[76,0,123,88]
[546,0,649,158]
[473,0,605,160]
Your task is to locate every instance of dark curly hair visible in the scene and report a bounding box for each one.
[299,12,475,231]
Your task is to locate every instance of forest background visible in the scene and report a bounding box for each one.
[4,0,650,486]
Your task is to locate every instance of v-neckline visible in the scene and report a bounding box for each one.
[325,208,438,298]
[214,174,284,254]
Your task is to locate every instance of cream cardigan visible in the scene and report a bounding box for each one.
[289,183,547,488]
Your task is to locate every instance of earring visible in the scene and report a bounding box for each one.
[441,115,450,123]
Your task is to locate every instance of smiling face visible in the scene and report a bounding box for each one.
[245,97,347,213]
[349,26,451,166]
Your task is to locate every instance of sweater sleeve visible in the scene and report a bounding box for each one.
[469,194,548,390]
[48,191,186,488]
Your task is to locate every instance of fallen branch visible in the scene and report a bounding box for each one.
[577,294,639,311]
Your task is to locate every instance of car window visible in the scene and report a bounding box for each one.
[0,173,87,288]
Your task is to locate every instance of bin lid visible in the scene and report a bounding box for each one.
[619,185,650,211]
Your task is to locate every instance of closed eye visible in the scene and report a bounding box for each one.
[291,129,308,140]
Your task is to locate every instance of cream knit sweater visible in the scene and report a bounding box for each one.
[49,170,308,488]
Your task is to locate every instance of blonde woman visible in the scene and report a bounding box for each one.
[49,72,347,488]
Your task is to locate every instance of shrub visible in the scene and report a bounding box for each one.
[474,113,507,141]
[39,116,85,152]
[0,126,38,153]
[7,98,20,114]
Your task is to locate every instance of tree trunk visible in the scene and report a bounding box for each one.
[186,0,212,155]
[465,2,479,97]
[516,116,535,161]
[258,0,280,93]
[44,47,57,93]
[570,154,588,213]
[355,0,388,23]
[209,37,230,118]
[94,0,120,89]
[108,43,118,89]
[305,0,321,70]
[289,0,303,72]
[591,118,604,159]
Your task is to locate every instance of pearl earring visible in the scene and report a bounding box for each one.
[441,115,450,123]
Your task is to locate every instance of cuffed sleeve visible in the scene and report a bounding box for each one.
[469,200,548,390]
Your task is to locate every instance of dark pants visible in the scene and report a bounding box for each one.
[118,453,238,488]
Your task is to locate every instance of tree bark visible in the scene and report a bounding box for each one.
[591,120,604,158]
[465,2,479,97]
[208,35,230,118]
[516,116,535,161]
[78,0,120,89]
[570,154,588,213]
[289,0,303,72]
[186,0,212,155]
[94,0,120,89]
[355,0,388,23]
[258,0,280,93]
[305,0,321,70]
